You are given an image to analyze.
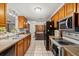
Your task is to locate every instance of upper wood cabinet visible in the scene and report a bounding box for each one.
[77,3,79,13]
[65,3,76,16]
[52,13,59,28]
[51,3,77,29]
[59,6,65,20]
[0,3,6,27]
[18,16,27,29]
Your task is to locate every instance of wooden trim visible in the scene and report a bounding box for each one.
[76,3,77,12]
[50,3,65,19]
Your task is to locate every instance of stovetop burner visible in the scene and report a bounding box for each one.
[54,38,75,45]
[57,40,74,45]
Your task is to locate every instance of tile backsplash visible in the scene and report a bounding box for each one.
[0,27,6,33]
[63,31,79,41]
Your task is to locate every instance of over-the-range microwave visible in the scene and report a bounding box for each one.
[59,13,79,31]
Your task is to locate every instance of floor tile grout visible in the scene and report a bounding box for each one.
[24,38,53,56]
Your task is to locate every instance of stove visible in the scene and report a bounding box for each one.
[50,38,77,56]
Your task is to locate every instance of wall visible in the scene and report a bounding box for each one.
[7,6,19,32]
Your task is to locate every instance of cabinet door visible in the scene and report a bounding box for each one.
[18,16,26,28]
[18,16,24,28]
[77,3,79,13]
[29,35,31,46]
[24,37,28,53]
[16,40,24,56]
[65,3,76,16]
[64,49,73,56]
[0,3,6,27]
[59,6,65,20]
[54,13,59,28]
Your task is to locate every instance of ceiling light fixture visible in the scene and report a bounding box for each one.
[34,7,41,12]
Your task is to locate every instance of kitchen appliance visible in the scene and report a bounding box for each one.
[44,21,54,50]
[55,30,61,38]
[51,38,77,56]
[50,30,79,56]
[59,13,79,31]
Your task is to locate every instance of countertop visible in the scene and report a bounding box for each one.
[49,36,61,40]
[35,32,44,34]
[63,45,79,56]
[0,33,31,53]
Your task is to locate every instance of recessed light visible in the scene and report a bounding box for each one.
[34,7,42,12]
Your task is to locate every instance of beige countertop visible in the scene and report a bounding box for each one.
[63,45,79,56]
[0,33,31,53]
[49,36,61,40]
[35,32,44,34]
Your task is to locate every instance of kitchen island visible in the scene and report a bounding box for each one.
[0,33,31,56]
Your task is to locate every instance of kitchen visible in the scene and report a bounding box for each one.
[0,3,79,56]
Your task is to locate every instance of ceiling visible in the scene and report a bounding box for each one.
[7,3,63,22]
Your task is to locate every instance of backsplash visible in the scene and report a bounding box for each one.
[0,27,6,33]
[63,31,79,39]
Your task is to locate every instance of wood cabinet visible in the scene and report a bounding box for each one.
[0,3,6,27]
[64,48,73,56]
[15,34,31,56]
[51,3,77,29]
[65,3,76,16]
[77,3,79,13]
[35,25,44,32]
[24,20,29,29]
[52,12,59,28]
[27,35,31,47]
[18,16,27,29]
[24,37,28,54]
[35,33,44,40]
[16,40,24,56]
[58,6,65,20]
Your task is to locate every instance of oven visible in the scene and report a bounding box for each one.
[50,38,77,56]
[52,43,63,56]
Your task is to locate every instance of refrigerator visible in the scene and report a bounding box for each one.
[44,21,54,50]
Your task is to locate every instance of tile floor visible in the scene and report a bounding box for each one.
[24,38,53,56]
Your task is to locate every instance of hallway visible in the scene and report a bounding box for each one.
[24,38,53,56]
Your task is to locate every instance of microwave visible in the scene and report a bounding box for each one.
[59,13,79,31]
[59,19,67,30]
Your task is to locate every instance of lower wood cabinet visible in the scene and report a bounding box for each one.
[15,40,24,56]
[28,35,31,47]
[0,45,15,56]
[64,49,73,56]
[24,37,28,54]
[15,34,31,56]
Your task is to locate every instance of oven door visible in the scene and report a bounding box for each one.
[52,44,59,56]
[52,43,63,56]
